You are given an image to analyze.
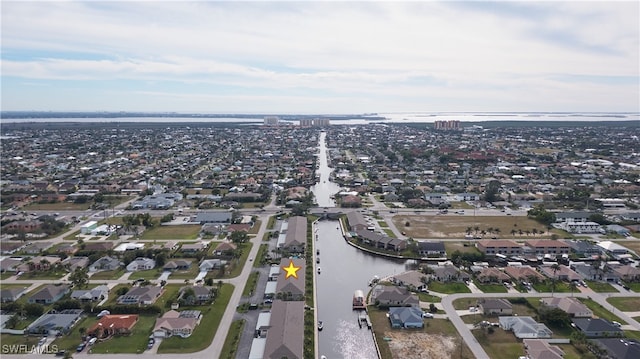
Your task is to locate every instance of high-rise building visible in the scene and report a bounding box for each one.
[264,116,280,126]
[434,120,461,131]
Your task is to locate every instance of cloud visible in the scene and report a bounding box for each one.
[1,1,638,112]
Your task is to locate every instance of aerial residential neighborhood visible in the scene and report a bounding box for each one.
[1,117,639,359]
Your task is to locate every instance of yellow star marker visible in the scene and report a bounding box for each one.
[283,260,301,280]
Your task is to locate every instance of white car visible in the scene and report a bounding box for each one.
[423,312,434,318]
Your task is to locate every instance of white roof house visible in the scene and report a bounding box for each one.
[126,257,156,272]
[499,316,553,339]
[597,241,630,255]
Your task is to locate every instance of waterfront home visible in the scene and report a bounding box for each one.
[476,240,523,256]
[275,258,305,301]
[417,241,446,257]
[388,306,424,328]
[282,216,306,254]
[390,270,428,292]
[263,300,304,359]
[371,285,419,307]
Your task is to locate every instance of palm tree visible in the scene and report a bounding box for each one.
[569,281,578,297]
[550,263,561,297]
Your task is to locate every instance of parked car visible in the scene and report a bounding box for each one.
[423,312,434,318]
[76,343,86,352]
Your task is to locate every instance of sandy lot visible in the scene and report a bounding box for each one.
[386,332,457,359]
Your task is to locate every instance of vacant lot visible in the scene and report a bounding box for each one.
[139,224,201,240]
[607,297,640,312]
[393,215,548,239]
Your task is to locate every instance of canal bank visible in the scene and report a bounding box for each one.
[312,131,408,359]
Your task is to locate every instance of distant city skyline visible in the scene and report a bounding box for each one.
[1,1,638,113]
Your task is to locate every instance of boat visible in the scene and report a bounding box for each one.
[318,321,323,331]
[368,275,380,287]
[316,249,319,255]
[317,267,321,274]
[353,289,366,310]
[316,257,320,264]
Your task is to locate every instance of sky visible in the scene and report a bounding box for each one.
[1,1,639,114]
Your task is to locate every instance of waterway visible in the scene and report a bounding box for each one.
[312,131,407,359]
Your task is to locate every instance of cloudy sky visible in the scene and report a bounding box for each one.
[1,1,638,113]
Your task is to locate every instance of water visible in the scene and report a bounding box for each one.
[312,131,407,359]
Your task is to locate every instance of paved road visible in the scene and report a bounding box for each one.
[441,290,640,359]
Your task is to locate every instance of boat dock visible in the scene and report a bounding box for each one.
[358,312,372,329]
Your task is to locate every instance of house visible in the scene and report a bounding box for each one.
[354,229,408,252]
[388,306,424,328]
[178,286,214,305]
[89,256,122,272]
[539,265,581,282]
[83,241,114,251]
[126,257,156,272]
[117,286,163,305]
[427,264,470,282]
[275,258,305,301]
[163,259,192,271]
[0,257,21,273]
[391,270,428,291]
[26,309,83,335]
[540,297,592,317]
[417,241,446,257]
[28,284,71,304]
[23,241,53,254]
[476,240,523,256]
[88,314,139,338]
[263,300,304,359]
[16,255,61,272]
[565,240,602,257]
[346,211,368,231]
[572,262,601,281]
[594,338,640,359]
[499,316,553,339]
[478,298,513,315]
[1,286,28,302]
[524,240,571,256]
[283,216,306,253]
[612,264,640,282]
[477,267,511,283]
[523,339,564,359]
[153,310,201,338]
[213,242,237,256]
[597,242,631,258]
[572,318,623,338]
[199,259,227,271]
[61,256,89,271]
[180,243,207,253]
[193,211,232,224]
[371,285,419,307]
[71,285,109,302]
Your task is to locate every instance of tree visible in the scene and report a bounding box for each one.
[24,303,44,317]
[484,180,501,203]
[550,263,560,297]
[230,230,249,244]
[69,267,89,289]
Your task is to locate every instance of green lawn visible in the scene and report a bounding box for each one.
[417,292,442,303]
[607,297,640,312]
[625,330,640,341]
[428,281,471,294]
[473,327,524,359]
[158,283,234,353]
[226,242,253,278]
[139,225,201,240]
[127,269,162,280]
[90,268,126,280]
[473,280,508,293]
[254,243,268,267]
[243,271,260,297]
[585,280,617,293]
[532,281,572,293]
[578,298,626,324]
[0,334,42,353]
[624,282,640,292]
[219,320,245,359]
[90,315,157,354]
[16,270,67,280]
[63,230,81,240]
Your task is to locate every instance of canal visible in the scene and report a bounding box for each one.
[312,131,407,359]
